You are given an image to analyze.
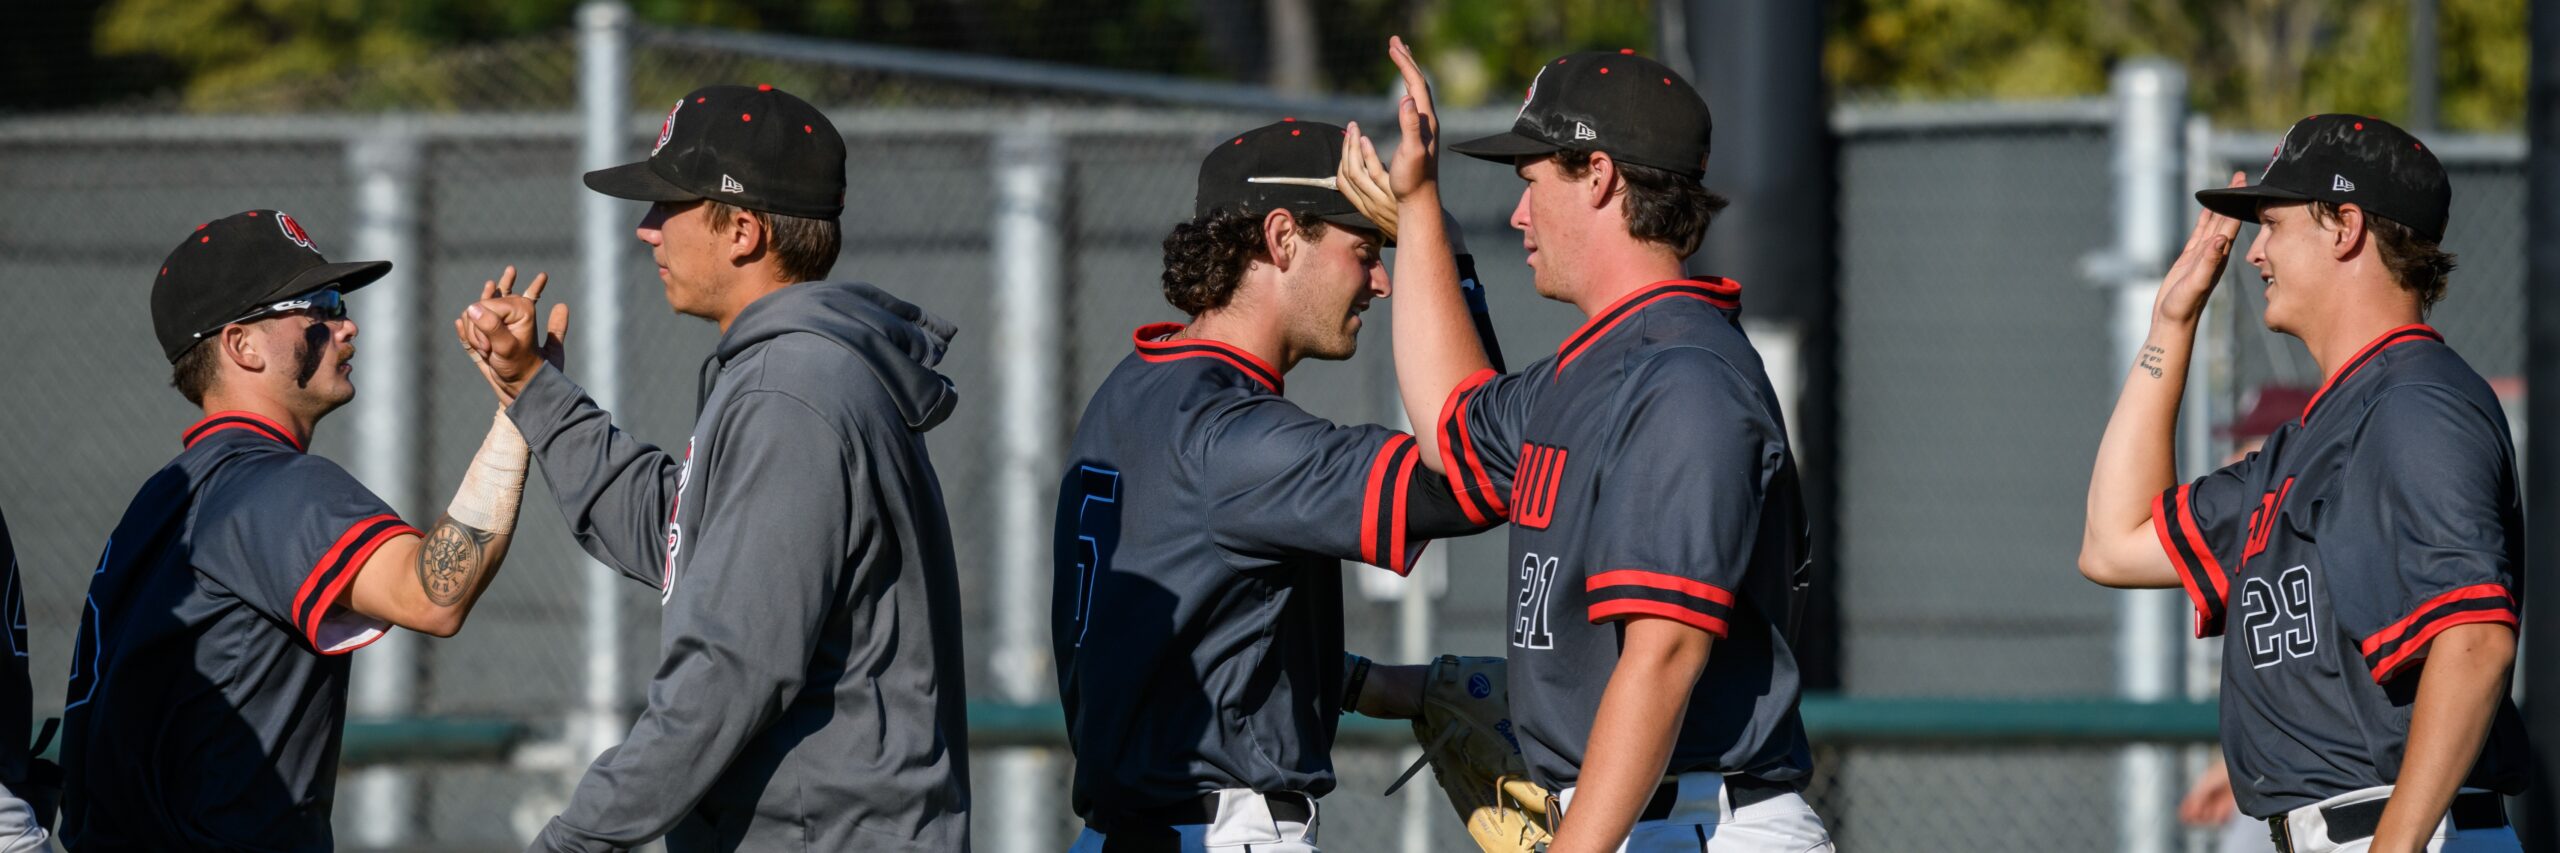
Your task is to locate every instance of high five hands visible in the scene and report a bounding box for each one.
[455,265,569,408]
[1338,36,1461,251]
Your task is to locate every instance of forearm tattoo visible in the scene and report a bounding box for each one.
[417,516,494,607]
[2137,345,2166,380]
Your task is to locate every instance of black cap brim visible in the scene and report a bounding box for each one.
[1315,211,1390,245]
[2195,184,2312,222]
[272,260,393,301]
[583,161,701,203]
[1448,130,1565,165]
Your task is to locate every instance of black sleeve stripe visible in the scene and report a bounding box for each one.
[2360,584,2517,682]
[2153,485,2227,637]
[291,515,412,642]
[1434,370,1506,524]
[1586,585,1736,620]
[1361,435,1421,575]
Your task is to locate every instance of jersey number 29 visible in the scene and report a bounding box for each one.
[2240,565,2318,669]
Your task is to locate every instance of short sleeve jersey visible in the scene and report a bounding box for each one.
[62,412,418,851]
[1052,324,1486,820]
[2154,326,2529,817]
[1437,279,1814,790]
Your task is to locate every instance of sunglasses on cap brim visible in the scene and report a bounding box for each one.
[193,288,348,340]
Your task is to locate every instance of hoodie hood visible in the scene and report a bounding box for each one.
[716,281,960,431]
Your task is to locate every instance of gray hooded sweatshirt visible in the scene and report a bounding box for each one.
[512,281,969,852]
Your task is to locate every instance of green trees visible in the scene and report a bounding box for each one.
[75,0,2525,130]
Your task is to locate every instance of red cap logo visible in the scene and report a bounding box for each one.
[1518,66,1548,120]
[274,211,317,252]
[653,100,682,156]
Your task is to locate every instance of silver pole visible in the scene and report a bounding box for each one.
[988,112,1066,853]
[346,123,425,848]
[1396,546,1439,853]
[2106,59,2186,853]
[575,0,631,777]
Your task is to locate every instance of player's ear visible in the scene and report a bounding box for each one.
[724,207,764,264]
[1262,208,1300,271]
[222,325,266,373]
[2332,203,2367,262]
[1583,151,1619,211]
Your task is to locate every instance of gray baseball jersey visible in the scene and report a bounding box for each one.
[1435,279,1814,791]
[1052,323,1489,821]
[514,281,970,852]
[62,412,416,851]
[2156,325,2528,817]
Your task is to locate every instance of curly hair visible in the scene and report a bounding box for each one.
[2307,201,2457,312]
[1160,207,1329,316]
[1552,150,1729,259]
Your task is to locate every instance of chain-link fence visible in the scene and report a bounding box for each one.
[0,14,2530,853]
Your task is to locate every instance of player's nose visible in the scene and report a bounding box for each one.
[1510,187,1533,232]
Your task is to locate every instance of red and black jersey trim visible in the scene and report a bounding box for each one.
[1554,278,1741,376]
[2153,484,2231,637]
[1435,368,1508,524]
[1585,569,1734,637]
[1359,433,1424,575]
[290,514,418,654]
[2358,583,2518,683]
[2300,324,2442,425]
[1133,323,1284,393]
[182,411,304,452]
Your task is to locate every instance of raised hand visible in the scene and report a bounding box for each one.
[2154,172,2248,326]
[1385,35,1440,202]
[455,265,569,408]
[1338,120,1399,242]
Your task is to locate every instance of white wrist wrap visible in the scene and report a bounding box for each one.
[447,410,529,535]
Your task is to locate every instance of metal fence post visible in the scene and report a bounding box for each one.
[346,121,426,848]
[574,0,631,791]
[2102,59,2187,853]
[989,111,1066,852]
[1396,544,1438,853]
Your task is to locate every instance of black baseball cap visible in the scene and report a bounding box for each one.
[1450,50,1713,178]
[1195,118,1381,236]
[2196,114,2451,241]
[151,210,389,363]
[584,84,848,219]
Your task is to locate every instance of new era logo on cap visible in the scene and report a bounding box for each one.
[1574,122,1597,141]
[721,174,745,193]
[2333,174,2356,192]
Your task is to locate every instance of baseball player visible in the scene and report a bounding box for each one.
[2080,115,2526,852]
[459,85,971,852]
[1368,39,1831,852]
[61,210,536,850]
[1051,117,1499,852]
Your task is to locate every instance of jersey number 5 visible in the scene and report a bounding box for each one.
[2240,565,2318,669]
[1069,466,1121,648]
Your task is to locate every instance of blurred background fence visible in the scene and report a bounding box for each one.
[0,3,2530,851]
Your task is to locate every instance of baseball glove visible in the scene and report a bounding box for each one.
[1384,655,1551,852]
